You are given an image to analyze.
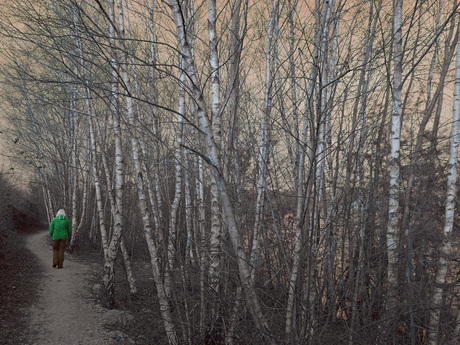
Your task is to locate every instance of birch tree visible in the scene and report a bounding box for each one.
[111,0,179,341]
[349,1,380,342]
[208,0,224,312]
[3,0,460,343]
[285,1,331,341]
[250,0,278,282]
[386,0,403,338]
[167,1,274,342]
[428,20,460,345]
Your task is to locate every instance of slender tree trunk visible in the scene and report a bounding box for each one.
[183,141,194,264]
[386,0,403,339]
[250,0,278,281]
[84,86,110,257]
[168,1,274,342]
[198,154,207,340]
[428,20,460,345]
[166,54,184,297]
[145,0,164,247]
[208,0,223,314]
[100,0,125,309]
[114,1,178,341]
[223,1,246,339]
[454,300,460,341]
[20,76,54,224]
[70,88,79,250]
[285,1,329,340]
[349,1,379,342]
[69,139,89,253]
[324,0,341,322]
[402,9,457,342]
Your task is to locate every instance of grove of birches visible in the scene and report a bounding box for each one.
[1,0,460,344]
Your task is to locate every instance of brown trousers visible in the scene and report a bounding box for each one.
[52,239,67,268]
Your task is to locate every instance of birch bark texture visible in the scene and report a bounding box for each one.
[3,0,460,343]
[167,1,274,342]
[428,20,460,345]
[386,0,403,336]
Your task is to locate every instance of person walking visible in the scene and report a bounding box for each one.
[49,209,72,269]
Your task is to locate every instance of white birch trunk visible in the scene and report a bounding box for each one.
[325,0,342,326]
[183,142,194,264]
[286,1,330,340]
[120,238,137,296]
[386,0,403,335]
[69,137,90,253]
[166,54,185,297]
[89,93,137,296]
[21,77,54,224]
[279,0,298,177]
[70,3,102,254]
[402,2,457,234]
[116,1,178,341]
[145,0,164,240]
[428,20,460,345]
[224,0,245,339]
[70,90,79,250]
[168,1,273,341]
[100,0,125,308]
[42,182,52,225]
[198,154,208,338]
[83,82,110,257]
[208,0,223,305]
[454,296,460,342]
[88,118,108,254]
[305,4,332,339]
[250,0,277,281]
[349,1,377,342]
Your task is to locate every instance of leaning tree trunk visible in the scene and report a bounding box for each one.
[428,20,460,345]
[69,86,79,250]
[69,136,90,253]
[21,76,54,224]
[168,1,274,342]
[115,1,178,342]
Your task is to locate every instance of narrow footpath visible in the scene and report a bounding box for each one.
[25,230,114,345]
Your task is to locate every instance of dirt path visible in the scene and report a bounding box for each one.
[25,230,114,345]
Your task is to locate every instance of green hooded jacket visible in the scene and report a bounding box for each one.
[49,215,72,240]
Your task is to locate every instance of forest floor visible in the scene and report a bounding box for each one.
[25,230,116,344]
[1,228,167,345]
[1,229,121,345]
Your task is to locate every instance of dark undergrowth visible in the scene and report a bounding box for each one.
[0,172,44,344]
[0,226,43,345]
[113,259,167,345]
[68,236,167,344]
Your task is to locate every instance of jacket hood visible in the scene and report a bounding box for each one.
[56,209,66,217]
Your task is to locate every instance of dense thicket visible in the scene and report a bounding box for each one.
[0,171,42,234]
[1,0,460,344]
[0,170,43,345]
